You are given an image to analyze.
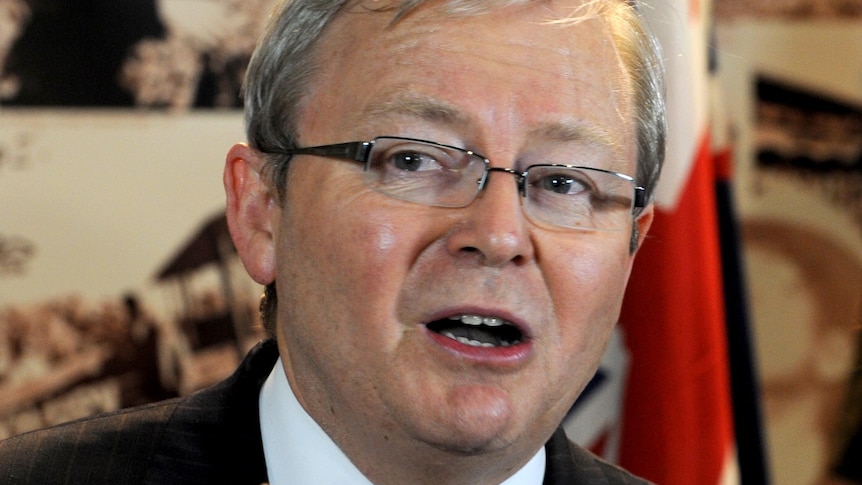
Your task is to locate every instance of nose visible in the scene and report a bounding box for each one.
[445,169,535,267]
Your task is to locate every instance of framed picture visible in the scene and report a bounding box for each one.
[0,0,278,439]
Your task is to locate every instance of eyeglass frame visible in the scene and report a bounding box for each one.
[263,135,647,230]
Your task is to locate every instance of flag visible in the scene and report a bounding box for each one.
[615,0,738,483]
[565,1,771,483]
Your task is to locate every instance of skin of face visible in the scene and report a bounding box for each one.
[224,2,654,483]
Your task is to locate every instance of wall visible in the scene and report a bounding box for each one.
[717,19,862,485]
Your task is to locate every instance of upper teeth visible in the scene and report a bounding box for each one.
[448,315,507,327]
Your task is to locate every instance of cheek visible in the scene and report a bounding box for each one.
[283,179,434,327]
[281,165,405,293]
[545,240,634,353]
[276,191,419,376]
[346,218,412,302]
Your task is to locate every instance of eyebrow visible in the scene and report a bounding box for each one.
[359,91,620,155]
[527,120,617,149]
[526,121,631,174]
[359,91,471,128]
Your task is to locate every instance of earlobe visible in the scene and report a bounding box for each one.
[224,143,278,285]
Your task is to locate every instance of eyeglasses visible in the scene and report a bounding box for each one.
[272,136,646,232]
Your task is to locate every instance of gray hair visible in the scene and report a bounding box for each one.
[243,0,666,336]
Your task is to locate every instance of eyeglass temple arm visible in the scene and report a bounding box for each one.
[634,186,646,209]
[286,141,373,163]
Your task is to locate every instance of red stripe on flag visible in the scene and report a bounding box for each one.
[618,131,735,485]
[714,147,734,182]
[588,430,610,458]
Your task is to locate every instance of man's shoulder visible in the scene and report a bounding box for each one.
[580,452,653,485]
[0,398,182,484]
[0,339,279,484]
[544,428,654,485]
[564,444,654,485]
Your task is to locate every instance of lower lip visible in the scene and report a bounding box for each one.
[424,327,532,365]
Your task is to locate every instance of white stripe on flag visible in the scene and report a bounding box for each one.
[719,446,741,485]
[641,0,711,210]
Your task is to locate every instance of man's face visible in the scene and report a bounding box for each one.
[267,0,650,471]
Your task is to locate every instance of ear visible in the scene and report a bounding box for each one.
[630,204,654,254]
[224,143,278,285]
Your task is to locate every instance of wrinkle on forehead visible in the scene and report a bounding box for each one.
[382,16,617,74]
[327,0,629,89]
[377,5,633,117]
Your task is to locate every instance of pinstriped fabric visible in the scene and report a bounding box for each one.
[141,341,272,485]
[543,428,655,485]
[0,399,179,484]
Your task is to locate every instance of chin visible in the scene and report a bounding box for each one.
[405,405,524,457]
[420,429,517,457]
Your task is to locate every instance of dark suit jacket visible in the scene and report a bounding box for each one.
[0,340,651,484]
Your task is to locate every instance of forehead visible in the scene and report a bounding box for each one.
[299,0,635,163]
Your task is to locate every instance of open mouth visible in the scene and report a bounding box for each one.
[426,315,525,348]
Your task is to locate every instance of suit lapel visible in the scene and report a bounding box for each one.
[544,427,611,485]
[144,340,279,485]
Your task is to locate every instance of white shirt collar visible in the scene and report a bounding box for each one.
[259,357,546,485]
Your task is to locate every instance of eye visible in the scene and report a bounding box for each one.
[537,172,591,195]
[375,140,463,173]
[390,151,439,172]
